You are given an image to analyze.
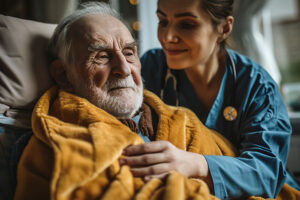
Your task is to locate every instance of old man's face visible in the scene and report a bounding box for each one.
[65,14,143,118]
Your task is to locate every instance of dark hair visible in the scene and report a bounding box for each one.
[157,0,234,50]
[201,0,234,26]
[201,0,234,49]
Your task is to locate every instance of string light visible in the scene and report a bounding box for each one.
[132,21,141,31]
[129,0,139,5]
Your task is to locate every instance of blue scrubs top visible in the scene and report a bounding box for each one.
[141,48,300,199]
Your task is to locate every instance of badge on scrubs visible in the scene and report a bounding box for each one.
[223,106,237,121]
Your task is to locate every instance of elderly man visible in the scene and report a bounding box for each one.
[12,2,299,200]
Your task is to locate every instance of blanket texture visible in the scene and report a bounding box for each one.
[14,86,299,200]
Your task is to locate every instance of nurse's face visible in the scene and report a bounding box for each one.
[157,0,221,70]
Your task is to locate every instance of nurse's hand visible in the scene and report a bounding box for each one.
[120,141,212,188]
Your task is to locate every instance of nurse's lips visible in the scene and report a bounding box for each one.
[165,48,188,56]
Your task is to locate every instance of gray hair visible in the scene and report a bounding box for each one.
[49,1,125,65]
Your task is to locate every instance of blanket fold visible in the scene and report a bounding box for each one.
[14,86,299,200]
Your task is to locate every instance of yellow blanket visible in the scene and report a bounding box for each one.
[14,86,300,200]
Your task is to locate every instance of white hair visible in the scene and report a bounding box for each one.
[49,1,126,65]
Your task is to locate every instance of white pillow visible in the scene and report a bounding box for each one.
[0,14,56,110]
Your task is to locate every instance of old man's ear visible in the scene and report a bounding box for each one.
[50,59,74,92]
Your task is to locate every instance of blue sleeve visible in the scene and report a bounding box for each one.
[140,49,167,96]
[205,68,293,199]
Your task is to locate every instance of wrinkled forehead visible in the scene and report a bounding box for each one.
[67,13,134,45]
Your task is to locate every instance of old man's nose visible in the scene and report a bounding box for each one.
[111,55,131,78]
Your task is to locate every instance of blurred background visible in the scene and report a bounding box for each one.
[1,0,300,181]
[1,0,299,109]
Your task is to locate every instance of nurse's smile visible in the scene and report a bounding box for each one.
[165,48,188,56]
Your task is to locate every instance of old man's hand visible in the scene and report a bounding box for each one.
[120,141,211,182]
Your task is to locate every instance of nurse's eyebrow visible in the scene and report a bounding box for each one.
[156,9,198,18]
[156,9,166,17]
[175,12,198,18]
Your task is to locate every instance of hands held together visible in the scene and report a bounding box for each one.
[120,140,212,188]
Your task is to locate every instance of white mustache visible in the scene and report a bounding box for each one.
[103,75,137,91]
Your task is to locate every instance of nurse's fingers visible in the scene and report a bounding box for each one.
[119,152,169,166]
[129,163,170,177]
[144,172,169,182]
[122,141,174,156]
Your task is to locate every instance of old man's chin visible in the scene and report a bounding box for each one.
[101,87,144,118]
[85,86,143,118]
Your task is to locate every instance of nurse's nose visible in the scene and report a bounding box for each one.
[164,25,179,43]
[111,52,131,78]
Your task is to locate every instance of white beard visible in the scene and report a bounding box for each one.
[72,74,143,118]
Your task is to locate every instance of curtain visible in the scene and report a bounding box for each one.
[231,0,282,84]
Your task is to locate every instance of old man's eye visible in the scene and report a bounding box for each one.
[123,49,134,57]
[123,48,137,62]
[94,51,110,64]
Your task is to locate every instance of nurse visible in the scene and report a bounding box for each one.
[122,0,300,199]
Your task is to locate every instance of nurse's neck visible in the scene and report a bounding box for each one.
[185,50,225,88]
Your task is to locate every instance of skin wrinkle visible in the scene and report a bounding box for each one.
[63,14,143,118]
[88,41,138,52]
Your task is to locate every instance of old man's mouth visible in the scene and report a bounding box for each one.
[108,87,134,92]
